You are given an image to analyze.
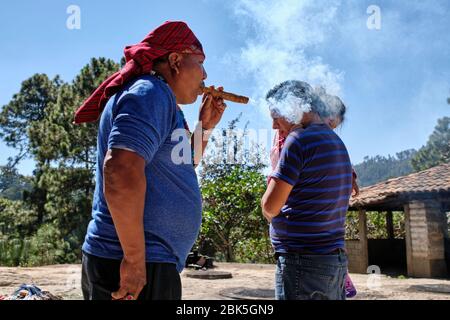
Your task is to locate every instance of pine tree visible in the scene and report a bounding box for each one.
[31,58,120,257]
[412,117,450,171]
[0,58,120,264]
[0,74,62,167]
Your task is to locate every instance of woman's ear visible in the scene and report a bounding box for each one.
[327,118,336,128]
[330,119,341,129]
[168,52,181,75]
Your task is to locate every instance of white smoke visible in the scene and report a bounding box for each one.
[231,0,344,121]
[269,93,312,125]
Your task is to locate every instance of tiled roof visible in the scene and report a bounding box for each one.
[350,163,450,208]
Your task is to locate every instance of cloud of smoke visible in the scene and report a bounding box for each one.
[231,0,344,120]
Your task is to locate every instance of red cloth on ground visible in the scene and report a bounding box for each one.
[74,21,204,124]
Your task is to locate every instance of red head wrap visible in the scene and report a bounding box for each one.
[74,21,204,124]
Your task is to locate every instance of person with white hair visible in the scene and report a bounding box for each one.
[261,80,353,300]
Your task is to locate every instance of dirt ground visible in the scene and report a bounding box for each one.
[1,263,450,300]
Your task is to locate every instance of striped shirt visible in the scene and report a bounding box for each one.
[270,124,352,254]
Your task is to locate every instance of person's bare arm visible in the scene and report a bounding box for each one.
[261,178,294,223]
[103,148,147,300]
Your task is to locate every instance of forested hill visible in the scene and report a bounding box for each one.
[354,116,450,187]
[353,149,417,187]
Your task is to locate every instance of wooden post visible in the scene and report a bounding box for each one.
[358,209,369,273]
[404,203,413,276]
[386,211,395,239]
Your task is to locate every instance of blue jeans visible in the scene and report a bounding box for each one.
[275,251,348,300]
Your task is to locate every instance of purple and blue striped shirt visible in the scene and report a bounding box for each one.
[270,124,352,254]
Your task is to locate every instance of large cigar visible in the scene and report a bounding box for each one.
[201,85,249,104]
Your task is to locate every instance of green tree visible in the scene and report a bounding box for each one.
[0,198,37,237]
[198,117,271,263]
[345,211,405,240]
[29,58,119,170]
[27,58,120,260]
[0,57,120,266]
[412,117,450,171]
[37,166,94,258]
[0,166,32,200]
[0,198,38,266]
[353,149,417,187]
[0,74,62,167]
[26,224,77,267]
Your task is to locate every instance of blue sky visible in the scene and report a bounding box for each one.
[0,0,449,175]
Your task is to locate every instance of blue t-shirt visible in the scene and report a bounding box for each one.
[82,75,202,272]
[270,124,352,254]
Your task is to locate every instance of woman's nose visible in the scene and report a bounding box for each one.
[202,66,207,80]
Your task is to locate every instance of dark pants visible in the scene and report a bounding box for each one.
[81,252,182,300]
[275,250,348,300]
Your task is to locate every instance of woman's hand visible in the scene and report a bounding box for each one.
[199,86,227,130]
[111,256,147,300]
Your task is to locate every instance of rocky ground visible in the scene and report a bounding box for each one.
[1,263,450,300]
